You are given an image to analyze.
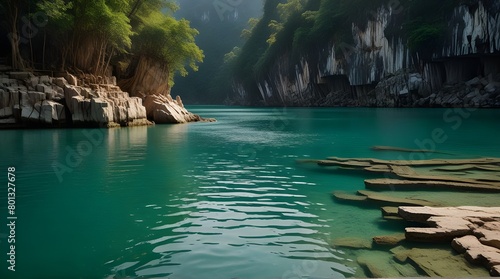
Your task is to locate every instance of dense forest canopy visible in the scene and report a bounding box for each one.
[230,0,474,101]
[0,0,203,95]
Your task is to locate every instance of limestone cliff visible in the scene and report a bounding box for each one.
[234,1,500,107]
[119,56,215,124]
[0,70,213,128]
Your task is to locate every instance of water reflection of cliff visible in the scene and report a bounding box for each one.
[104,127,149,189]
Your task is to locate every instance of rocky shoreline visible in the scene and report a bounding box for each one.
[317,72,500,108]
[300,148,500,277]
[235,72,500,108]
[0,69,215,129]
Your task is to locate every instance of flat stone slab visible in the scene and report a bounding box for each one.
[332,191,368,202]
[403,248,490,277]
[331,237,373,249]
[398,206,500,223]
[317,156,500,189]
[321,156,500,167]
[373,233,406,246]
[333,190,436,208]
[474,223,500,249]
[405,216,473,242]
[391,166,500,187]
[358,190,436,207]
[365,178,500,192]
[371,145,454,155]
[452,235,500,275]
[365,165,392,173]
[400,206,500,274]
[453,235,489,254]
[391,246,410,263]
[381,206,399,217]
[357,250,420,277]
[400,206,500,242]
[434,164,500,172]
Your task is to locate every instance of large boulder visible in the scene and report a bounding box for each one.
[402,248,489,277]
[452,235,500,276]
[404,216,473,242]
[399,206,500,276]
[400,206,500,242]
[41,100,65,124]
[144,94,211,124]
[474,222,500,249]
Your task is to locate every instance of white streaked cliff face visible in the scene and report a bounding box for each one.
[442,2,500,57]
[246,1,500,106]
[323,6,409,86]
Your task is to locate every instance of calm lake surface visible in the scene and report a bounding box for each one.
[1,106,500,279]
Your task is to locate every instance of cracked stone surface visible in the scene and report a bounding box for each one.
[399,206,500,276]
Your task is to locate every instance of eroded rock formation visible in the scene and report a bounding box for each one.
[234,1,500,107]
[399,206,500,276]
[301,147,500,277]
[0,70,214,128]
[0,71,150,127]
[143,94,215,124]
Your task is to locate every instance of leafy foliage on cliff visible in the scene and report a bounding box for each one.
[232,0,464,88]
[0,0,203,88]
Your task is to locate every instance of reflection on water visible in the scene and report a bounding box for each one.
[112,155,350,279]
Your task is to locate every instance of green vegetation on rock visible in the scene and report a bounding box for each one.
[0,0,203,94]
[231,0,466,89]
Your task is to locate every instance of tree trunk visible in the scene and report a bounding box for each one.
[7,3,25,70]
[42,30,46,70]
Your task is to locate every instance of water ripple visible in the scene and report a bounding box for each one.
[106,153,352,279]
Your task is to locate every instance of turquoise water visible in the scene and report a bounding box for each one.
[1,107,500,279]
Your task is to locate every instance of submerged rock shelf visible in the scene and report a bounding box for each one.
[332,190,437,207]
[400,206,500,276]
[365,178,500,192]
[300,149,500,277]
[318,156,500,192]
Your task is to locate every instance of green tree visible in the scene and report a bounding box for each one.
[119,3,203,96]
[34,0,203,96]
[68,0,132,75]
[241,18,260,40]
